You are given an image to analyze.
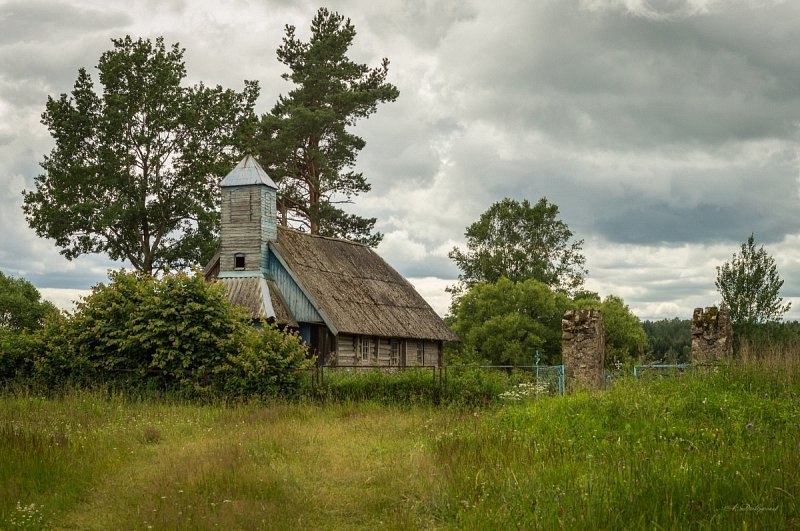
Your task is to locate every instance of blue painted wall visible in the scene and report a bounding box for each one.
[268,248,323,324]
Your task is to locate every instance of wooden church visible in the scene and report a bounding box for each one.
[203,155,457,366]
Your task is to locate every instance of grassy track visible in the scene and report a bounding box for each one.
[2,362,799,529]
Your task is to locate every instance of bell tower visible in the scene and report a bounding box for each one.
[218,155,278,276]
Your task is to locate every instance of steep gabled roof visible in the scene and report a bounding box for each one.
[271,227,458,342]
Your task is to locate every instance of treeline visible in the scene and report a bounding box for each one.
[642,317,800,363]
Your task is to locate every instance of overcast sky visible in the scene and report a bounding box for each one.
[2,0,800,321]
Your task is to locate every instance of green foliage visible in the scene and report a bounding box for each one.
[643,318,691,362]
[313,366,540,406]
[0,330,36,382]
[0,272,58,332]
[448,278,570,365]
[23,36,259,273]
[573,294,648,363]
[256,8,399,246]
[30,270,308,397]
[222,323,313,398]
[716,233,790,326]
[0,272,58,381]
[449,197,587,295]
[314,368,437,404]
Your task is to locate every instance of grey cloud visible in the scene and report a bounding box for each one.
[596,203,783,245]
[0,1,130,45]
[437,1,800,149]
[389,256,459,280]
[375,0,478,50]
[0,36,118,108]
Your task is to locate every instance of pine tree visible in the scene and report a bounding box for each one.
[257,8,399,246]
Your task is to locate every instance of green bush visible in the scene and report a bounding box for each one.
[0,271,59,382]
[29,270,309,398]
[221,322,312,398]
[0,330,36,381]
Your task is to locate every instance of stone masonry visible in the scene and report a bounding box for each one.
[691,306,733,365]
[562,309,605,392]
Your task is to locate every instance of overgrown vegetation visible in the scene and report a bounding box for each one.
[2,353,798,529]
[0,272,58,382]
[1,270,311,399]
[446,278,647,366]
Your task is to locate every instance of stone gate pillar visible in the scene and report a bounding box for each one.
[691,307,733,365]
[562,309,605,392]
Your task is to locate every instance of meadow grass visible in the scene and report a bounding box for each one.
[1,356,799,529]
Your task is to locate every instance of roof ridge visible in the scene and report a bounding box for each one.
[277,225,369,247]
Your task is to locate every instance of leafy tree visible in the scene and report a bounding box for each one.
[448,277,571,365]
[256,8,399,246]
[449,198,587,295]
[0,272,58,380]
[572,294,648,364]
[715,234,791,325]
[23,36,259,274]
[0,271,57,332]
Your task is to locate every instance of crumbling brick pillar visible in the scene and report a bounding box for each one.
[562,309,605,392]
[691,307,733,365]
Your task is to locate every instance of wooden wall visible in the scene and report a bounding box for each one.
[220,185,276,274]
[334,334,440,366]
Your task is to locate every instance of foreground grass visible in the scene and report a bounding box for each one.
[434,367,800,529]
[2,364,799,529]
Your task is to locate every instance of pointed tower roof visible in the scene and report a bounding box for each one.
[220,155,278,188]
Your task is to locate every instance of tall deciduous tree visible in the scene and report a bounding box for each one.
[715,234,791,325]
[447,277,571,365]
[23,36,259,274]
[449,198,587,295]
[256,8,399,246]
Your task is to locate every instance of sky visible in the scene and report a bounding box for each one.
[2,0,800,321]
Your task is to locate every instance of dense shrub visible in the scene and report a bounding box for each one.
[30,270,310,397]
[0,271,59,381]
[0,330,37,381]
[222,323,313,398]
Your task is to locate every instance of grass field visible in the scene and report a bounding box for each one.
[2,361,799,529]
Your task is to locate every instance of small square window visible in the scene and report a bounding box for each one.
[234,254,245,270]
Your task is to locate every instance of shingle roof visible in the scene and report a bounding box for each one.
[218,276,297,327]
[271,227,458,342]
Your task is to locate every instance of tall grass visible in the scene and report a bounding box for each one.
[1,351,798,529]
[431,359,800,529]
[310,365,549,406]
